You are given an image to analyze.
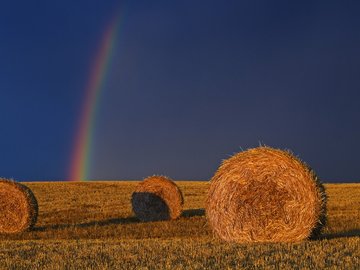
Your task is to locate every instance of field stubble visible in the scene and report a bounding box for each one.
[0,181,359,269]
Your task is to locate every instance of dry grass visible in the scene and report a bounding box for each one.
[0,181,358,269]
[131,175,184,221]
[206,147,326,243]
[0,178,38,234]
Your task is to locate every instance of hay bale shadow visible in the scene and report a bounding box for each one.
[33,217,140,231]
[317,229,360,240]
[131,192,170,222]
[181,208,205,218]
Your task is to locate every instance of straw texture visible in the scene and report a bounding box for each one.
[131,175,184,222]
[0,178,38,233]
[206,146,327,243]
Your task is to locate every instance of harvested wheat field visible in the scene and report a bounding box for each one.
[0,181,359,269]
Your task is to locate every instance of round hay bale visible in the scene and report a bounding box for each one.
[0,178,38,234]
[131,175,184,222]
[206,146,326,243]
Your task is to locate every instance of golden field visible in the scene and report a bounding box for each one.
[0,181,359,269]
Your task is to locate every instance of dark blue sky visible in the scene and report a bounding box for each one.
[1,1,360,182]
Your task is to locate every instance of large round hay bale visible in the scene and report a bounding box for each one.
[206,146,326,243]
[131,175,184,222]
[0,178,38,233]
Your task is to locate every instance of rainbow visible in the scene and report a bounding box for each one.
[69,14,121,181]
